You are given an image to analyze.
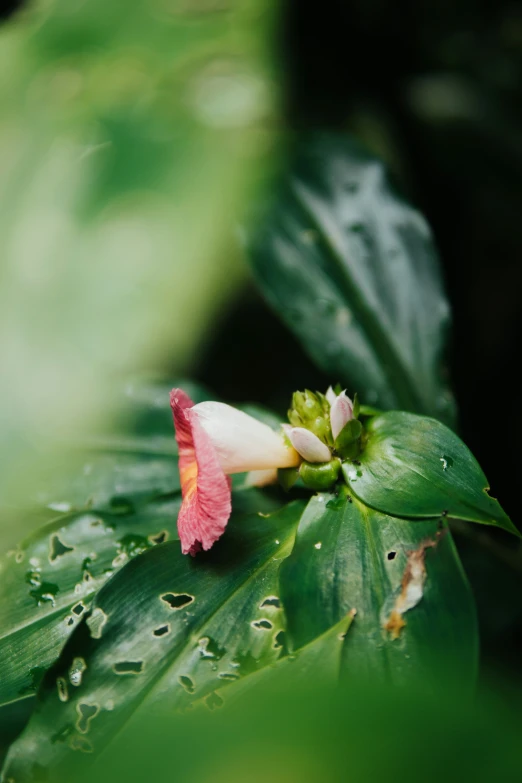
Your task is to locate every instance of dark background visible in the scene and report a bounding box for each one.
[2,0,521,687]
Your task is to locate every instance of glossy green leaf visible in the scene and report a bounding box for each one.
[249,133,456,425]
[187,612,354,710]
[3,502,306,780]
[280,492,478,686]
[0,485,280,714]
[0,496,181,709]
[343,412,518,536]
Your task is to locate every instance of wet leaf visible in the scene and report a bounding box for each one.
[0,483,280,714]
[187,611,355,709]
[280,492,478,686]
[343,412,518,536]
[249,133,456,425]
[0,496,181,708]
[3,502,306,780]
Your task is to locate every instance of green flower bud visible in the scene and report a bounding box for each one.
[288,390,334,446]
[299,458,341,491]
[291,390,323,423]
[287,408,303,428]
[309,415,333,447]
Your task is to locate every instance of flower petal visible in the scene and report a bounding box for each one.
[193,401,299,473]
[170,389,232,556]
[244,468,278,487]
[325,386,337,406]
[330,390,354,440]
[288,427,332,463]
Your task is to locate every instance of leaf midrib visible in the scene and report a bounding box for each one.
[292,180,425,414]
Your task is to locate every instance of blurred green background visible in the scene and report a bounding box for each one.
[1,0,521,778]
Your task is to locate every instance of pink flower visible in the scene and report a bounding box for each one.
[170,389,299,555]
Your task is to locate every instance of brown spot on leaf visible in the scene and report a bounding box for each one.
[384,532,445,639]
[384,610,407,640]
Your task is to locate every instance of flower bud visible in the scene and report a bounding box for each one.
[299,458,341,490]
[309,415,331,444]
[288,427,332,463]
[325,386,337,406]
[290,389,327,426]
[330,390,354,440]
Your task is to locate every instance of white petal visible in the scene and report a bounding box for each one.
[244,468,278,488]
[193,402,299,473]
[330,390,353,440]
[288,427,331,463]
[325,386,338,406]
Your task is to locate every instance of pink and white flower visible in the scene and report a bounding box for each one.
[170,389,299,555]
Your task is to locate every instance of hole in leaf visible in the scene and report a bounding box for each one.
[153,624,171,637]
[273,630,286,650]
[149,530,168,545]
[218,672,239,681]
[197,636,224,660]
[19,665,47,695]
[117,533,151,558]
[69,657,87,687]
[259,596,280,609]
[69,735,94,753]
[86,607,108,639]
[29,581,59,607]
[66,617,74,626]
[49,534,74,561]
[161,593,194,610]
[206,692,224,710]
[387,551,397,561]
[113,661,143,675]
[76,703,100,734]
[57,677,69,702]
[178,675,195,693]
[252,619,273,630]
[72,602,85,616]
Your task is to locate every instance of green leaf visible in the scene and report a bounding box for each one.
[21,379,207,518]
[2,502,306,780]
[249,133,456,425]
[343,412,518,536]
[0,484,280,714]
[280,493,478,686]
[188,612,355,709]
[0,496,181,709]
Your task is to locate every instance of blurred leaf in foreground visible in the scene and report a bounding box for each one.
[0,0,280,535]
